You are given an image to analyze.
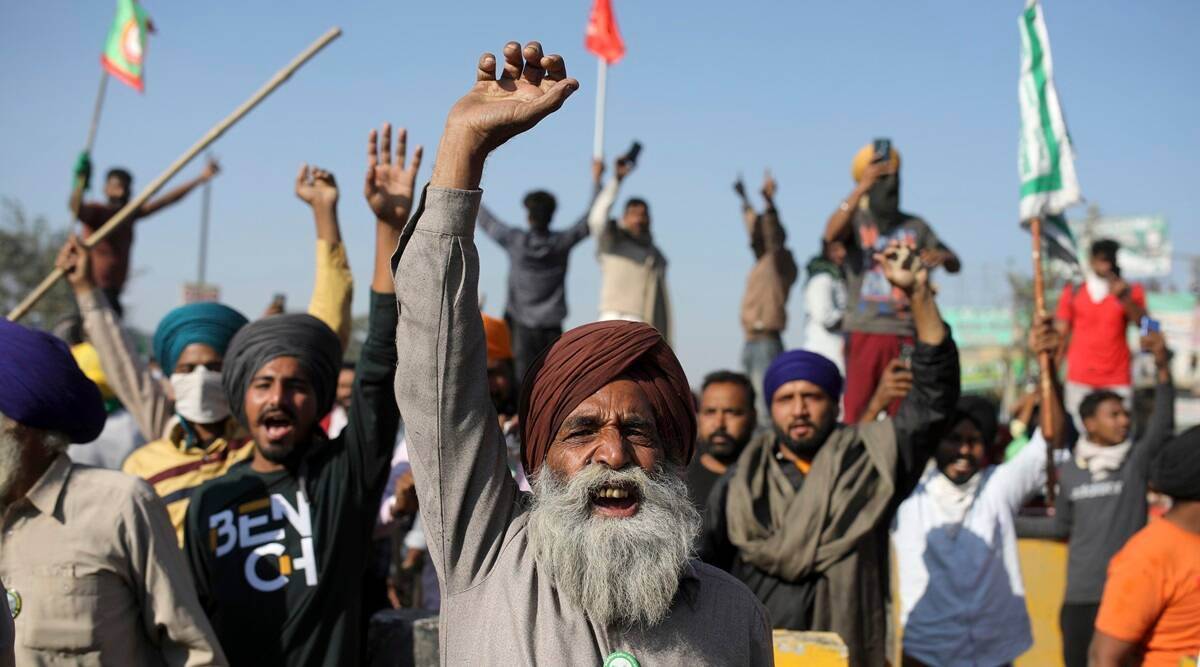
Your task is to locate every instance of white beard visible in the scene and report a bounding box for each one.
[526,462,700,630]
[0,422,25,512]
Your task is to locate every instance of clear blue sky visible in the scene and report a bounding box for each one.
[2,1,1197,381]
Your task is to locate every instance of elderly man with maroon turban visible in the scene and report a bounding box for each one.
[392,41,772,664]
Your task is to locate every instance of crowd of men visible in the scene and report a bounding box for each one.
[1,40,1197,667]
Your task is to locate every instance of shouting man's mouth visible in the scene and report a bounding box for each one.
[261,413,294,442]
[589,482,641,519]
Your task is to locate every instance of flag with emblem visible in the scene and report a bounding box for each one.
[100,0,152,92]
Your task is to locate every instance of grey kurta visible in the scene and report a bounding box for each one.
[393,186,773,665]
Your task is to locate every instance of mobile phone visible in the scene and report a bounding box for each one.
[1139,316,1161,336]
[873,138,892,163]
[272,293,287,310]
[899,343,914,368]
[621,141,642,166]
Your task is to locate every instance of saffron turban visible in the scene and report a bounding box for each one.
[518,321,695,476]
[851,142,901,182]
[763,349,843,405]
[482,312,513,363]
[221,314,342,426]
[153,302,249,373]
[0,319,105,443]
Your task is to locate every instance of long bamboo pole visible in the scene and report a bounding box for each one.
[7,27,343,322]
[1030,216,1059,505]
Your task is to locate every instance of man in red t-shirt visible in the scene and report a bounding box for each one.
[1055,238,1148,429]
[68,153,219,317]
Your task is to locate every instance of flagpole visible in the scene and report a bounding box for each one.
[84,71,110,154]
[1030,216,1059,505]
[592,57,607,160]
[197,175,211,285]
[7,27,343,322]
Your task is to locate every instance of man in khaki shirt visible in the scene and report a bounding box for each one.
[0,319,223,666]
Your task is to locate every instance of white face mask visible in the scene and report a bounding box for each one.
[170,366,231,425]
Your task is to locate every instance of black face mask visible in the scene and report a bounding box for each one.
[867,173,901,223]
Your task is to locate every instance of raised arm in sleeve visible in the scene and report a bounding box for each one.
[1127,381,1176,482]
[128,484,226,666]
[556,183,603,251]
[890,334,960,497]
[342,290,400,509]
[989,428,1049,513]
[306,239,354,351]
[392,186,520,595]
[77,287,173,441]
[587,177,621,251]
[475,203,518,248]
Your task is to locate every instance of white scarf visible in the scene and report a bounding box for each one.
[923,460,983,526]
[1075,437,1131,480]
[1084,271,1110,304]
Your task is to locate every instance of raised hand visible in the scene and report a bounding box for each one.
[761,169,777,200]
[200,156,221,181]
[449,41,577,151]
[1028,315,1060,356]
[55,234,93,294]
[296,164,339,209]
[874,240,929,294]
[365,123,423,227]
[614,154,635,181]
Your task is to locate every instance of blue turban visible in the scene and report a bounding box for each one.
[763,349,843,404]
[153,302,249,373]
[0,319,106,443]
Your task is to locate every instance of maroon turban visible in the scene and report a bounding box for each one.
[518,321,696,476]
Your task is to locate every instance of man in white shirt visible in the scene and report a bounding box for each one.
[890,318,1064,666]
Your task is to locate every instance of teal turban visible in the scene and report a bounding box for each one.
[153,302,249,373]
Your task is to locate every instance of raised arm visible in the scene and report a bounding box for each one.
[877,241,959,489]
[1128,331,1175,474]
[734,174,757,234]
[296,164,354,349]
[476,203,518,247]
[138,157,219,218]
[68,151,91,218]
[393,41,578,595]
[823,159,887,243]
[587,155,634,242]
[334,124,422,511]
[57,235,172,441]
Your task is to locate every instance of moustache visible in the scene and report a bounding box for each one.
[256,405,297,424]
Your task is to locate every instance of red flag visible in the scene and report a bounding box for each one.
[585,0,625,65]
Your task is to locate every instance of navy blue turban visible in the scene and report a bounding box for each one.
[763,349,843,404]
[221,314,342,426]
[153,302,249,373]
[0,319,106,443]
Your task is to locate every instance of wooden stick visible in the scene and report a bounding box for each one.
[7,27,342,322]
[1030,216,1059,505]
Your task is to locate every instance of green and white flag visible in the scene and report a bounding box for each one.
[1018,0,1081,224]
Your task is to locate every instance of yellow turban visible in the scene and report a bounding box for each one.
[851,142,901,182]
[71,342,115,400]
[481,313,513,363]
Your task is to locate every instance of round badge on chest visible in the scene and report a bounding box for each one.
[6,588,20,619]
[603,650,639,667]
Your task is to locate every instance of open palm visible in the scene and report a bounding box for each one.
[365,123,422,226]
[446,41,579,153]
[874,240,928,293]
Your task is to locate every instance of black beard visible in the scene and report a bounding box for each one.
[774,417,837,460]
